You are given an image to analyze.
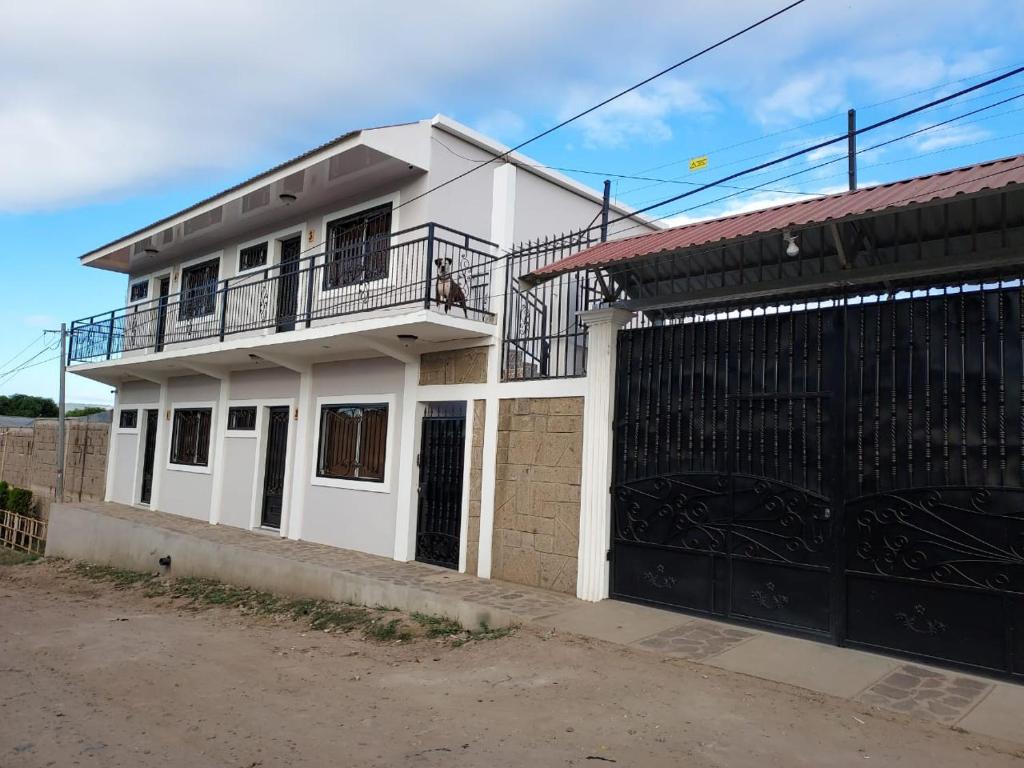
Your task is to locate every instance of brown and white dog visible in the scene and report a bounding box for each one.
[434,257,467,316]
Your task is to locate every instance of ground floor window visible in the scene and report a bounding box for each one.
[316,403,388,481]
[170,408,212,466]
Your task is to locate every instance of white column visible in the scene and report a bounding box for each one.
[392,359,421,561]
[103,387,120,503]
[149,379,171,511]
[477,162,518,578]
[576,308,633,602]
[285,367,314,541]
[207,375,230,525]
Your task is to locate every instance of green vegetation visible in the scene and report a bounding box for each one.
[66,406,107,418]
[452,622,515,647]
[0,394,58,418]
[0,547,39,566]
[0,482,39,517]
[411,612,463,638]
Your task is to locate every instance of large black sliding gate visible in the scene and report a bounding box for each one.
[611,281,1024,679]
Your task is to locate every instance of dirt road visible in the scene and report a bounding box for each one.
[1,559,1020,768]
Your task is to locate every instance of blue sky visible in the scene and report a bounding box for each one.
[2,0,1022,404]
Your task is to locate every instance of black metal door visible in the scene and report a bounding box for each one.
[276,236,302,332]
[139,409,159,504]
[416,402,466,569]
[611,308,841,638]
[154,277,170,352]
[261,407,289,529]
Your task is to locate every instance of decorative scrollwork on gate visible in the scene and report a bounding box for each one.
[641,564,677,590]
[848,487,1024,594]
[614,474,729,553]
[750,581,790,610]
[895,604,948,636]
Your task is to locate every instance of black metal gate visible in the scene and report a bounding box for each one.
[416,402,466,569]
[261,407,289,529]
[140,409,159,505]
[611,282,1024,679]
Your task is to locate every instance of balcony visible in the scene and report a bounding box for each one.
[68,223,498,365]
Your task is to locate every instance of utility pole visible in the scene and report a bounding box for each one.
[600,179,611,242]
[847,108,858,191]
[56,323,67,504]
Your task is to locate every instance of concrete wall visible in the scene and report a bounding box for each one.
[157,375,219,521]
[302,356,405,557]
[0,421,109,517]
[492,397,583,594]
[220,434,258,530]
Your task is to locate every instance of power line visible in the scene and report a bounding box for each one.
[0,351,61,390]
[0,332,45,373]
[0,339,61,385]
[602,66,1024,227]
[392,0,811,213]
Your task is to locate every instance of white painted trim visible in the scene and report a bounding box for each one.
[165,400,217,475]
[285,369,315,540]
[457,399,474,574]
[234,222,307,278]
[114,406,141,435]
[392,361,421,561]
[127,402,160,506]
[416,376,587,403]
[149,382,171,510]
[319,192,401,252]
[103,390,120,503]
[309,393,397,493]
[245,398,297,534]
[224,399,262,439]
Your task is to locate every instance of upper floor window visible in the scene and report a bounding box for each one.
[118,409,138,429]
[179,259,219,320]
[323,204,392,289]
[170,407,212,466]
[227,406,257,431]
[239,242,268,272]
[129,282,148,302]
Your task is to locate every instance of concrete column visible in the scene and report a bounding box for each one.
[103,387,120,503]
[392,359,421,561]
[285,368,314,541]
[207,375,230,525]
[149,380,171,511]
[477,162,518,578]
[576,307,633,602]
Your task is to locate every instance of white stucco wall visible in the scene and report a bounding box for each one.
[157,375,219,521]
[300,356,405,557]
[220,435,258,530]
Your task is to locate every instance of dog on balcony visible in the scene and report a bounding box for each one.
[434,257,468,316]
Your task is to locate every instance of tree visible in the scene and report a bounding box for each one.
[66,406,106,418]
[0,394,59,418]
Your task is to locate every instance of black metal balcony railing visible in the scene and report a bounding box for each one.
[68,223,498,364]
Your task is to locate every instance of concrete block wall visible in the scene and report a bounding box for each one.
[491,397,583,594]
[465,399,485,575]
[0,420,109,517]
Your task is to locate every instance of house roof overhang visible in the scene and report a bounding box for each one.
[80,122,430,273]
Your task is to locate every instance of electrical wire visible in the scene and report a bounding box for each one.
[0,332,46,373]
[391,0,811,213]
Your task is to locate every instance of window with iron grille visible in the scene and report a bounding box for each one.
[323,204,392,289]
[170,408,212,466]
[118,409,138,429]
[316,403,388,481]
[227,406,257,431]
[129,282,149,302]
[239,242,268,271]
[178,259,219,320]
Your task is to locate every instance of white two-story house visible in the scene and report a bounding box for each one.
[68,115,656,588]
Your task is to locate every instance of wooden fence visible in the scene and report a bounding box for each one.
[1,510,47,556]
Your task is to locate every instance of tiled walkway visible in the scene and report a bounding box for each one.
[52,502,1024,747]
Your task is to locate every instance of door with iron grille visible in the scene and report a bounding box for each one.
[611,307,842,639]
[415,402,466,569]
[261,407,290,529]
[140,409,159,505]
[276,236,302,332]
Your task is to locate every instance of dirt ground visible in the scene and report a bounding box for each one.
[1,559,1021,768]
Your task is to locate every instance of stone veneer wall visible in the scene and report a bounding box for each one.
[418,347,488,385]
[491,397,583,594]
[465,399,485,576]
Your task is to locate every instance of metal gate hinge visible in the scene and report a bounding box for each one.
[606,549,612,562]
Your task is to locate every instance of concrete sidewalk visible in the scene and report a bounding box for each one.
[47,501,1023,747]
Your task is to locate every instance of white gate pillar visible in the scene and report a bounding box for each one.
[576,308,634,602]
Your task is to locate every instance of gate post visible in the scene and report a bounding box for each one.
[576,308,633,602]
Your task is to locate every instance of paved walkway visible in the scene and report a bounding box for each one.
[50,502,1023,748]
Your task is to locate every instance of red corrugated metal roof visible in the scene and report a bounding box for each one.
[528,154,1024,281]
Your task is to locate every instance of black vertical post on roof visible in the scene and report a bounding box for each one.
[847,108,857,191]
[600,179,611,242]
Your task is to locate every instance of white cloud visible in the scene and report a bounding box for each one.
[561,78,712,148]
[472,109,528,144]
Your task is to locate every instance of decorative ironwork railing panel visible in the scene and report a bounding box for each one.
[68,223,497,363]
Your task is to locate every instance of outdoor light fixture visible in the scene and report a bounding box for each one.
[397,333,418,348]
[279,192,297,204]
[783,230,800,258]
[143,246,159,255]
